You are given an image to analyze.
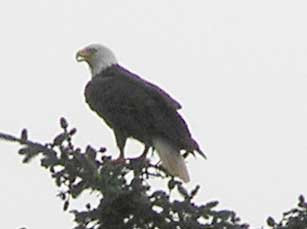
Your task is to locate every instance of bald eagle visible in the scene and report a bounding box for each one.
[76,44,205,182]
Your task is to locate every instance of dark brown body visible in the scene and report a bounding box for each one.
[84,64,203,157]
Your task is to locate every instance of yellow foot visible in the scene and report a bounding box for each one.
[111,157,126,165]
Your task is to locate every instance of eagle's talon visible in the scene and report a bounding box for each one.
[111,157,126,165]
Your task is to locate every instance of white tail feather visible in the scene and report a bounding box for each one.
[152,138,190,183]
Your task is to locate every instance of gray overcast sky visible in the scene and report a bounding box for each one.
[1,0,307,228]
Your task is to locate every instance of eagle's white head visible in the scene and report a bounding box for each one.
[76,44,118,77]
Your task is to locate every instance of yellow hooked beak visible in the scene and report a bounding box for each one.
[76,48,91,62]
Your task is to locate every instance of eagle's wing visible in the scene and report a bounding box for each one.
[124,73,205,157]
[144,81,182,110]
[116,66,182,110]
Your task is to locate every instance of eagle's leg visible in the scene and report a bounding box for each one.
[112,131,127,163]
[112,149,126,164]
[129,145,150,161]
[139,145,150,159]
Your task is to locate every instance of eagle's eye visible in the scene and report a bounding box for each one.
[87,47,97,54]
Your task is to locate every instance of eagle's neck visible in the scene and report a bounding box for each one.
[93,64,119,78]
[90,54,118,77]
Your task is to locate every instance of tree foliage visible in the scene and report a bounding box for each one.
[267,195,307,229]
[0,118,306,229]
